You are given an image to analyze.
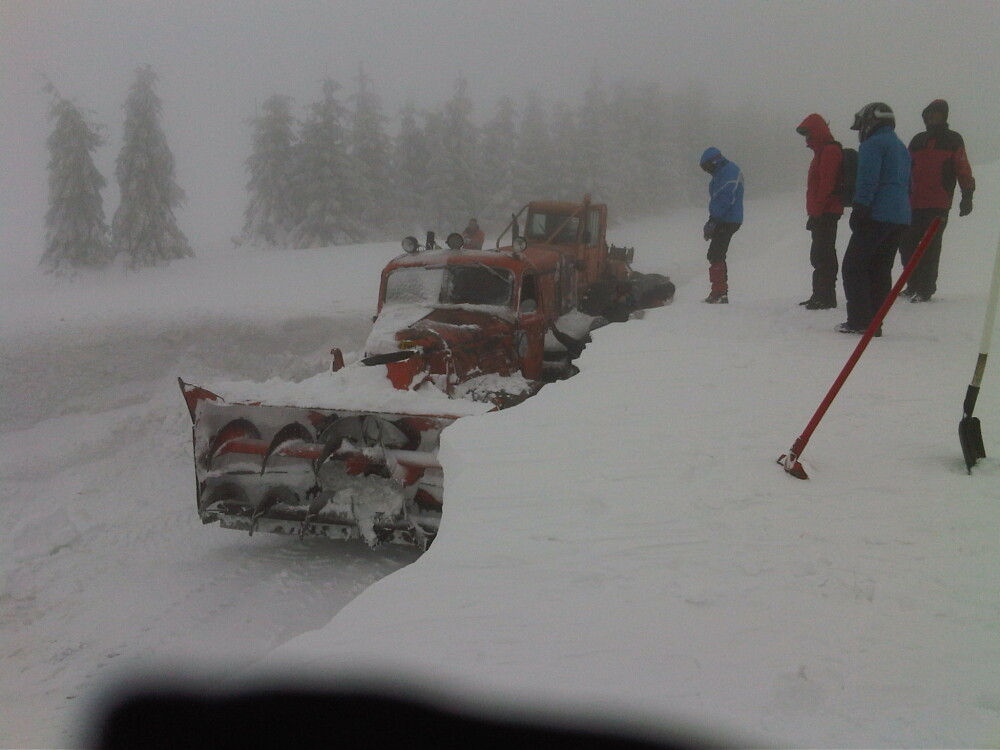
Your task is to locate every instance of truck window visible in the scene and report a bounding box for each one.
[446,265,514,306]
[527,212,580,244]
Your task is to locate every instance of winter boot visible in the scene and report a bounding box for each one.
[705,262,728,303]
[835,321,882,337]
[804,298,837,310]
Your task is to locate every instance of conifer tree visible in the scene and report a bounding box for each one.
[391,102,430,232]
[575,70,615,203]
[288,79,363,247]
[349,66,392,236]
[112,65,193,269]
[40,88,113,274]
[423,77,480,230]
[241,94,298,247]
[515,91,553,203]
[548,100,583,202]
[479,96,518,225]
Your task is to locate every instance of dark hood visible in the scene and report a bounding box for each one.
[922,99,949,128]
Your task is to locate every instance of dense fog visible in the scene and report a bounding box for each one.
[2,0,998,267]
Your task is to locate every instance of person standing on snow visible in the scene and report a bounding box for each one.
[461,218,485,250]
[837,102,911,336]
[796,114,844,310]
[699,147,744,304]
[898,99,976,302]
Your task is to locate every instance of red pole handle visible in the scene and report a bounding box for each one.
[782,216,942,471]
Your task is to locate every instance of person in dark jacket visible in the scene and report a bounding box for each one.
[461,218,485,250]
[837,102,911,335]
[897,99,976,302]
[796,114,845,309]
[699,147,744,304]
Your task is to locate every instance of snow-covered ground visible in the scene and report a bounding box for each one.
[2,174,999,748]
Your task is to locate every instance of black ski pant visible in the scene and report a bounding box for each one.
[899,207,949,298]
[706,222,740,265]
[842,219,906,330]
[809,213,840,304]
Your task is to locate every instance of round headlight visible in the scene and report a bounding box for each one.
[402,236,419,254]
[513,237,528,253]
[446,232,464,250]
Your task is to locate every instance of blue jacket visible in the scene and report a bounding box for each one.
[853,126,911,225]
[700,148,744,224]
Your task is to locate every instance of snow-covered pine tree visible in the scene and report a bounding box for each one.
[349,66,392,237]
[288,79,363,248]
[548,100,583,202]
[606,80,649,216]
[40,89,113,274]
[574,69,615,204]
[423,77,480,231]
[241,94,298,247]
[479,96,518,226]
[391,102,430,233]
[623,82,686,214]
[514,91,553,203]
[112,65,193,269]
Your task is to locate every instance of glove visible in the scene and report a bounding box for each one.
[959,194,973,217]
[703,221,717,241]
[849,203,871,233]
[806,216,818,232]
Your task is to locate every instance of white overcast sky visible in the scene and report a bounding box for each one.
[2,0,998,263]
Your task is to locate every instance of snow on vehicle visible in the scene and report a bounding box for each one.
[180,196,674,547]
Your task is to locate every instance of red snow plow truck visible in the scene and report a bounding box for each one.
[180,196,673,547]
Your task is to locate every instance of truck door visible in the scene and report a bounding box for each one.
[516,273,546,381]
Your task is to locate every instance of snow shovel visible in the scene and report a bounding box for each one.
[959,232,1000,473]
[779,217,942,479]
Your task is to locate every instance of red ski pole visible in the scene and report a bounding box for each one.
[779,216,942,479]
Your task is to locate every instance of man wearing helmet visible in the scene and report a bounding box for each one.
[897,99,976,302]
[836,103,911,335]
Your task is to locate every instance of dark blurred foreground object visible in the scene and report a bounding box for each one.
[90,686,726,750]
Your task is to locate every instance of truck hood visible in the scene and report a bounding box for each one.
[365,304,515,357]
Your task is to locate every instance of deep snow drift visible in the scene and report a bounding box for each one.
[2,173,999,747]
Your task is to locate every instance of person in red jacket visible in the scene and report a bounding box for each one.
[796,113,844,309]
[461,218,485,250]
[898,99,976,302]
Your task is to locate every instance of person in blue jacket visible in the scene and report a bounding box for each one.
[837,103,911,335]
[699,147,744,303]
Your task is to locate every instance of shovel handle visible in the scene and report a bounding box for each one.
[973,233,1000,373]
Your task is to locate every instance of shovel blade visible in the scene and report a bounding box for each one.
[777,454,809,480]
[959,415,986,472]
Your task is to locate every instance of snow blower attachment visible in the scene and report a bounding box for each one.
[180,196,674,546]
[779,217,942,479]
[180,379,457,547]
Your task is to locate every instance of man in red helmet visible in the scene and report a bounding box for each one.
[898,99,976,302]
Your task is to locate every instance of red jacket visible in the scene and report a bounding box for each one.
[908,126,975,210]
[462,227,484,250]
[797,114,844,217]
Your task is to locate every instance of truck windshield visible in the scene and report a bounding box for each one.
[384,265,514,307]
